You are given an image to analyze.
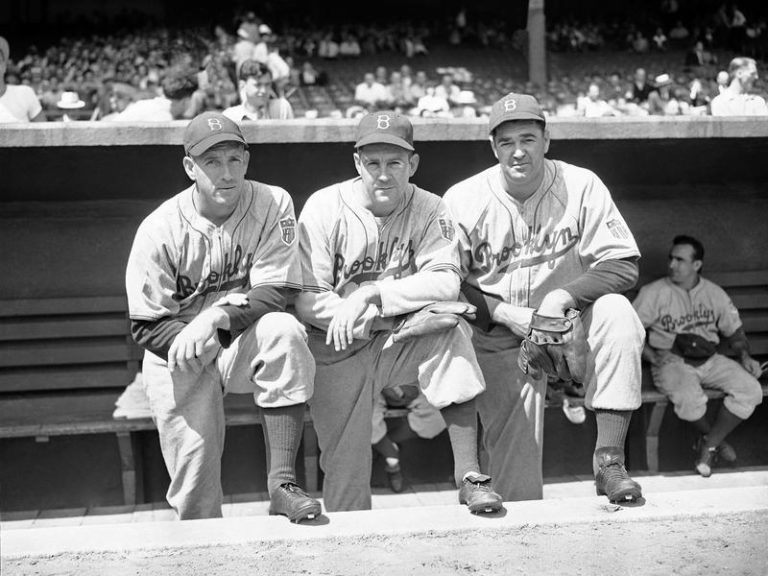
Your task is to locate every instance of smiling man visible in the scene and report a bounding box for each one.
[295,111,502,514]
[444,93,646,504]
[126,111,320,522]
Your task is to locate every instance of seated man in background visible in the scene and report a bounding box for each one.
[632,235,764,477]
[224,59,293,121]
[372,384,446,493]
[0,36,46,123]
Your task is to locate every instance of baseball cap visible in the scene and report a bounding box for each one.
[488,92,546,134]
[183,111,247,156]
[0,36,9,62]
[355,111,414,151]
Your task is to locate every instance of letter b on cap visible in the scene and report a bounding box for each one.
[376,114,391,129]
[207,118,223,131]
[504,99,517,112]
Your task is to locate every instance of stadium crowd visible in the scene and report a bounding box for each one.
[1,3,767,123]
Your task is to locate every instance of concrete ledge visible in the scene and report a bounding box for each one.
[3,116,768,147]
[3,485,767,559]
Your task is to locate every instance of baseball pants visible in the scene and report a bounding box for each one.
[308,318,485,512]
[141,312,315,519]
[651,353,763,421]
[474,294,644,501]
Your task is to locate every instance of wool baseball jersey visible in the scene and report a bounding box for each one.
[126,180,301,324]
[298,178,461,320]
[632,276,742,350]
[444,159,639,309]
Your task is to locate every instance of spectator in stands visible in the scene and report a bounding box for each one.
[104,64,198,121]
[628,67,655,105]
[632,235,764,477]
[653,27,669,51]
[577,82,621,117]
[223,59,293,121]
[409,70,429,102]
[339,33,361,58]
[354,72,391,111]
[318,33,340,60]
[685,41,717,68]
[454,90,479,118]
[716,69,730,94]
[232,21,260,76]
[435,74,461,108]
[630,31,650,53]
[413,83,450,117]
[0,36,46,123]
[710,57,768,115]
[299,62,326,86]
[387,71,415,112]
[669,20,691,44]
[56,90,87,121]
[372,385,446,493]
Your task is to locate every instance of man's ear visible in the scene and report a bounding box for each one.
[693,259,703,272]
[353,151,362,176]
[182,155,196,181]
[488,135,499,160]
[543,128,551,155]
[409,153,420,177]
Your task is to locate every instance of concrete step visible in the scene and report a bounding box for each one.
[3,471,768,559]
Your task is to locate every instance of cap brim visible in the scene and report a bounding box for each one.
[187,133,247,156]
[355,133,414,151]
[489,112,545,134]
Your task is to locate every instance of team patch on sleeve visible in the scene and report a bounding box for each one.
[438,217,455,241]
[279,217,296,245]
[606,219,628,240]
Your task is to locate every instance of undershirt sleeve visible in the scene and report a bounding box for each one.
[561,257,639,309]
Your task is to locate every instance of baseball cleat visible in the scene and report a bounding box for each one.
[717,440,737,463]
[694,441,717,478]
[268,483,322,522]
[594,447,643,503]
[458,473,503,513]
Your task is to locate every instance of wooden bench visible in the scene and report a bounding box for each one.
[0,296,404,505]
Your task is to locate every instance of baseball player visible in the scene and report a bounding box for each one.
[295,111,503,513]
[444,93,645,503]
[372,384,447,492]
[632,235,763,477]
[125,111,320,521]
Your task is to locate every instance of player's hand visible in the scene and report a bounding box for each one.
[327,286,378,351]
[213,292,249,308]
[536,289,575,317]
[168,308,228,373]
[740,355,763,379]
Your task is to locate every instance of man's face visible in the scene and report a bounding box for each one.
[635,68,646,84]
[183,142,249,219]
[490,121,550,192]
[737,62,758,90]
[364,73,375,86]
[354,143,419,211]
[668,243,701,285]
[243,73,272,105]
[588,84,600,100]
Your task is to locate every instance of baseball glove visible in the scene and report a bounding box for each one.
[392,302,477,344]
[517,308,587,383]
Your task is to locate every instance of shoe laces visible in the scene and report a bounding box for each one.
[600,461,629,484]
[281,482,309,497]
[465,477,493,492]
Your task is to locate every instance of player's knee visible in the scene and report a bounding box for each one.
[256,312,307,345]
[592,293,644,345]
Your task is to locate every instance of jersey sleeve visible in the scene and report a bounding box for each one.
[713,285,743,337]
[577,171,640,266]
[631,283,659,329]
[297,193,336,293]
[248,187,302,290]
[125,220,181,321]
[377,196,462,316]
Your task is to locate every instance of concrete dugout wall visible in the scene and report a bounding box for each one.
[2,117,767,301]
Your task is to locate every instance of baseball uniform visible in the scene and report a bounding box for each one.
[126,179,315,519]
[633,277,763,421]
[444,158,645,501]
[295,178,486,511]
